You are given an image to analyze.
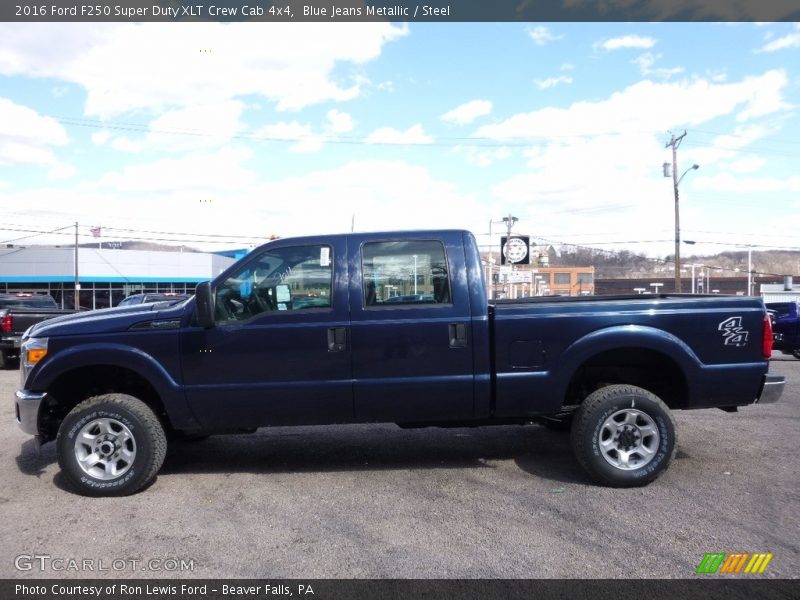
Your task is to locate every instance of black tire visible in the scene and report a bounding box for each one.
[0,349,16,369]
[56,393,167,496]
[792,349,800,360]
[571,384,676,487]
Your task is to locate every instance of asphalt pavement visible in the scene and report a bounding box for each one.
[1,357,798,579]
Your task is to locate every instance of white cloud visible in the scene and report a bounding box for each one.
[534,76,573,90]
[727,157,767,174]
[632,53,684,79]
[365,124,432,145]
[441,100,493,125]
[47,163,77,180]
[110,137,143,153]
[527,26,563,46]
[0,159,480,248]
[250,160,480,236]
[474,70,789,140]
[96,147,256,193]
[475,71,793,255]
[735,71,790,120]
[255,121,322,153]
[757,24,800,52]
[456,146,512,168]
[145,100,245,152]
[0,98,69,167]
[0,23,408,118]
[694,173,800,193]
[91,131,110,146]
[596,35,657,51]
[325,109,354,134]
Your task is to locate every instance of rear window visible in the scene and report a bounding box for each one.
[767,302,797,319]
[0,295,58,309]
[361,240,451,307]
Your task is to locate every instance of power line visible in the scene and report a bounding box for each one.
[52,114,800,156]
[0,225,264,246]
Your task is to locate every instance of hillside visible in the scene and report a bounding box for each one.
[546,246,800,279]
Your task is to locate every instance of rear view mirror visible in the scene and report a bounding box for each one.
[195,281,215,328]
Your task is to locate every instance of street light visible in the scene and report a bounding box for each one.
[664,152,699,293]
[686,263,703,294]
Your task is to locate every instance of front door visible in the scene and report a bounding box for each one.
[181,239,352,429]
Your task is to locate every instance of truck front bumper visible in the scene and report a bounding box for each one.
[757,375,785,405]
[15,389,46,435]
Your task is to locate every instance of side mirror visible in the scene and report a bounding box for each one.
[195,281,215,328]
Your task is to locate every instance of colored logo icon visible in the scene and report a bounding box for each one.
[696,552,773,574]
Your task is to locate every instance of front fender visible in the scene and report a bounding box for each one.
[28,343,200,431]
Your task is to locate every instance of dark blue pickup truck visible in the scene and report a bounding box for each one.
[15,230,784,495]
[767,301,800,359]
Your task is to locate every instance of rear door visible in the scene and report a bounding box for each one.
[348,233,475,422]
[181,238,352,428]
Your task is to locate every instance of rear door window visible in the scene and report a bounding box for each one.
[361,240,451,307]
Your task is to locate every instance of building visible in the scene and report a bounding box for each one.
[0,246,236,309]
[760,277,800,303]
[484,258,595,299]
[595,275,784,296]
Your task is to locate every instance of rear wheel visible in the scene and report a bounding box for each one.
[792,349,800,360]
[571,384,676,487]
[56,393,167,496]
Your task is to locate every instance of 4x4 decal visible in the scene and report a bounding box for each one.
[719,316,749,347]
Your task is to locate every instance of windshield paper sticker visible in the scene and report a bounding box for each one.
[718,317,749,347]
[320,247,331,267]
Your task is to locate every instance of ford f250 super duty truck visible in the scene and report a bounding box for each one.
[14,230,784,496]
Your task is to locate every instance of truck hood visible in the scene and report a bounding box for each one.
[27,299,191,339]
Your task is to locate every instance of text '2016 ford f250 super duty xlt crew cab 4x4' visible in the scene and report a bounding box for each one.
[15,230,784,496]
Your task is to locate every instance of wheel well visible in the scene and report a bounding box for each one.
[565,348,688,410]
[39,365,168,441]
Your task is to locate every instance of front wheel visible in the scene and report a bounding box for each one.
[571,384,676,487]
[56,393,167,496]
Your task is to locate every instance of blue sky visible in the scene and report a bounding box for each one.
[1,22,799,260]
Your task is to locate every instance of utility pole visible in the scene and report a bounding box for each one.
[74,221,80,310]
[503,213,518,242]
[488,217,512,300]
[666,131,687,293]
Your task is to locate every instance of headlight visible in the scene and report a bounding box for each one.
[20,337,48,387]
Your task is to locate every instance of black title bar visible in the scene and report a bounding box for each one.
[3,579,799,600]
[3,0,800,22]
